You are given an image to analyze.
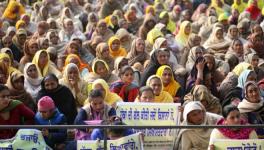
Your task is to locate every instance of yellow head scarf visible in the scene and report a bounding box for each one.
[159,11,176,33]
[145,5,155,15]
[3,0,25,20]
[32,50,51,77]
[146,75,173,103]
[156,65,181,97]
[232,0,247,13]
[0,53,17,74]
[211,0,226,16]
[108,36,127,58]
[175,21,191,47]
[92,59,110,73]
[15,20,25,30]
[146,28,164,45]
[92,79,122,106]
[232,62,252,76]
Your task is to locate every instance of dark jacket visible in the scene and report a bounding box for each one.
[35,109,67,148]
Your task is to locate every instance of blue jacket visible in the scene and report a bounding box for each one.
[35,109,67,148]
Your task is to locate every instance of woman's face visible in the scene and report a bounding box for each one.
[253,26,263,35]
[149,78,162,96]
[187,109,204,125]
[27,65,38,79]
[120,35,129,44]
[111,16,118,26]
[65,21,74,33]
[68,43,79,54]
[111,39,120,51]
[49,22,57,29]
[136,39,145,53]
[50,32,59,44]
[146,20,155,29]
[44,78,58,91]
[29,43,39,56]
[160,41,168,48]
[101,46,110,58]
[230,28,238,38]
[233,40,243,56]
[90,97,104,112]
[118,59,128,70]
[216,29,223,39]
[94,84,106,98]
[38,25,47,35]
[95,62,108,77]
[193,36,201,46]
[139,90,154,102]
[38,52,48,69]
[3,37,12,48]
[121,69,134,83]
[247,84,260,103]
[18,34,27,45]
[246,72,257,83]
[161,68,172,86]
[97,22,107,34]
[251,55,259,68]
[184,24,191,35]
[0,89,10,111]
[225,110,240,125]
[195,50,203,58]
[68,67,79,85]
[41,39,49,49]
[13,77,24,90]
[204,57,214,71]
[156,51,170,65]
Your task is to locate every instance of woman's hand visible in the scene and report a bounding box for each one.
[196,59,205,71]
[42,129,49,137]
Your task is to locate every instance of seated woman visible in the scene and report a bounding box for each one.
[238,81,264,139]
[225,39,244,63]
[35,96,67,149]
[244,53,264,81]
[86,59,119,85]
[36,74,77,124]
[0,84,35,139]
[110,66,139,102]
[127,38,150,67]
[185,46,204,72]
[6,70,36,111]
[156,65,183,103]
[32,50,61,78]
[108,36,127,59]
[237,69,257,97]
[64,54,91,80]
[95,43,115,71]
[146,75,173,103]
[0,53,18,75]
[184,85,222,115]
[136,86,155,103]
[74,89,116,140]
[89,79,122,108]
[23,63,42,102]
[203,27,230,59]
[59,63,89,108]
[209,105,258,149]
[19,38,39,70]
[140,48,170,86]
[186,57,218,97]
[174,101,222,150]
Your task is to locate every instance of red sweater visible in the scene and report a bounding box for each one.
[0,103,35,139]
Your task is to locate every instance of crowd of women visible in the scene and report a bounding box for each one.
[0,0,264,149]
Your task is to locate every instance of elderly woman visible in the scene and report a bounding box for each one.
[59,63,89,108]
[238,81,264,139]
[95,43,115,72]
[91,20,114,42]
[244,53,264,81]
[127,38,149,66]
[184,85,222,115]
[174,101,222,150]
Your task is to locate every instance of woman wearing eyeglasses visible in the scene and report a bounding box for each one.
[208,104,258,150]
